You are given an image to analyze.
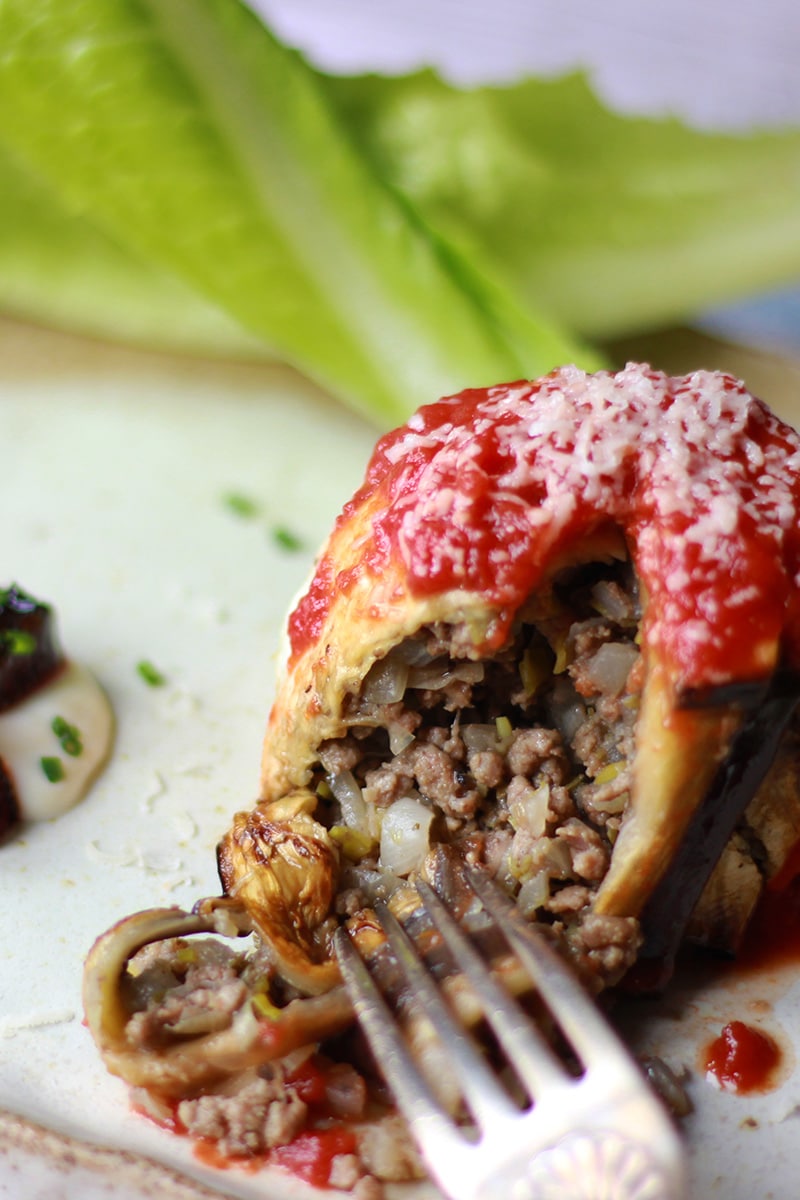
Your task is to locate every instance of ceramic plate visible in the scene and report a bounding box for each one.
[2,315,800,1200]
[3,3,800,1194]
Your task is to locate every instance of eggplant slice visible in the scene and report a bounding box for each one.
[83,363,800,1184]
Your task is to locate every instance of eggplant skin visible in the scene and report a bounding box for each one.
[0,760,18,839]
[687,731,800,955]
[686,836,763,954]
[0,582,62,837]
[0,583,63,713]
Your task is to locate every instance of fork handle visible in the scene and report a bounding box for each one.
[474,1130,683,1200]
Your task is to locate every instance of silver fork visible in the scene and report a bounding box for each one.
[334,871,686,1200]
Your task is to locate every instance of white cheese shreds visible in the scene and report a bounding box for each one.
[0,1010,76,1038]
[367,363,800,686]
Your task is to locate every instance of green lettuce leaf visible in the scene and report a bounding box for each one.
[0,142,267,357]
[324,69,800,338]
[1,0,798,428]
[0,0,594,425]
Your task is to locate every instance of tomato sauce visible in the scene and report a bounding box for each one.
[133,1055,360,1190]
[287,366,800,696]
[271,1129,358,1188]
[193,1125,357,1188]
[734,868,800,975]
[703,1020,782,1094]
[193,1126,358,1187]
[193,1138,268,1175]
[698,870,800,1097]
[286,1055,333,1105]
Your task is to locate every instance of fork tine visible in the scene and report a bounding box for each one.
[373,900,517,1126]
[466,869,638,1075]
[333,926,461,1159]
[416,881,567,1098]
[337,891,686,1200]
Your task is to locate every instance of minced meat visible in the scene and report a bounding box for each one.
[121,560,646,1190]
[178,1073,308,1156]
[323,558,645,987]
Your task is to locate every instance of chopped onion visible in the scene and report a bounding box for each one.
[379,797,434,877]
[508,781,550,837]
[590,792,629,814]
[329,770,368,831]
[548,678,586,742]
[462,723,499,752]
[543,839,573,877]
[585,642,639,697]
[590,580,633,622]
[361,655,409,705]
[394,639,434,667]
[513,836,572,881]
[388,724,415,755]
[516,872,550,917]
[407,660,485,691]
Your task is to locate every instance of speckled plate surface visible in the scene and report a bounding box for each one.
[0,318,378,1200]
[2,314,800,1200]
[3,6,800,1194]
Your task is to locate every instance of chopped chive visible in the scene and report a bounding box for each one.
[271,526,303,552]
[40,756,64,783]
[51,715,83,757]
[495,715,513,742]
[223,491,260,519]
[0,629,36,655]
[137,659,167,687]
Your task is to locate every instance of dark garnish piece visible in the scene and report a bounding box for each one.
[0,584,63,713]
[633,670,800,992]
[0,759,19,838]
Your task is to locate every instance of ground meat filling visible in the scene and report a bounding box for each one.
[116,561,643,1190]
[122,936,421,1196]
[320,560,644,987]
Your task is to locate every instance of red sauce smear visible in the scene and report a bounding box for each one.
[270,1128,358,1188]
[703,1020,782,1094]
[193,1138,268,1175]
[193,1127,357,1188]
[133,1056,358,1190]
[734,866,800,975]
[288,365,800,692]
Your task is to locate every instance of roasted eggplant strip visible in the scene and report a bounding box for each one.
[82,897,535,1104]
[591,658,742,919]
[0,583,63,712]
[82,905,356,1097]
[635,670,800,988]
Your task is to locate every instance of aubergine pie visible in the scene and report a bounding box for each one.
[84,363,800,1192]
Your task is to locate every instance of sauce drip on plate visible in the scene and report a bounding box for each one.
[703,1021,782,1094]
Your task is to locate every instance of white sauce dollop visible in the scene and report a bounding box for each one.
[0,661,113,822]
